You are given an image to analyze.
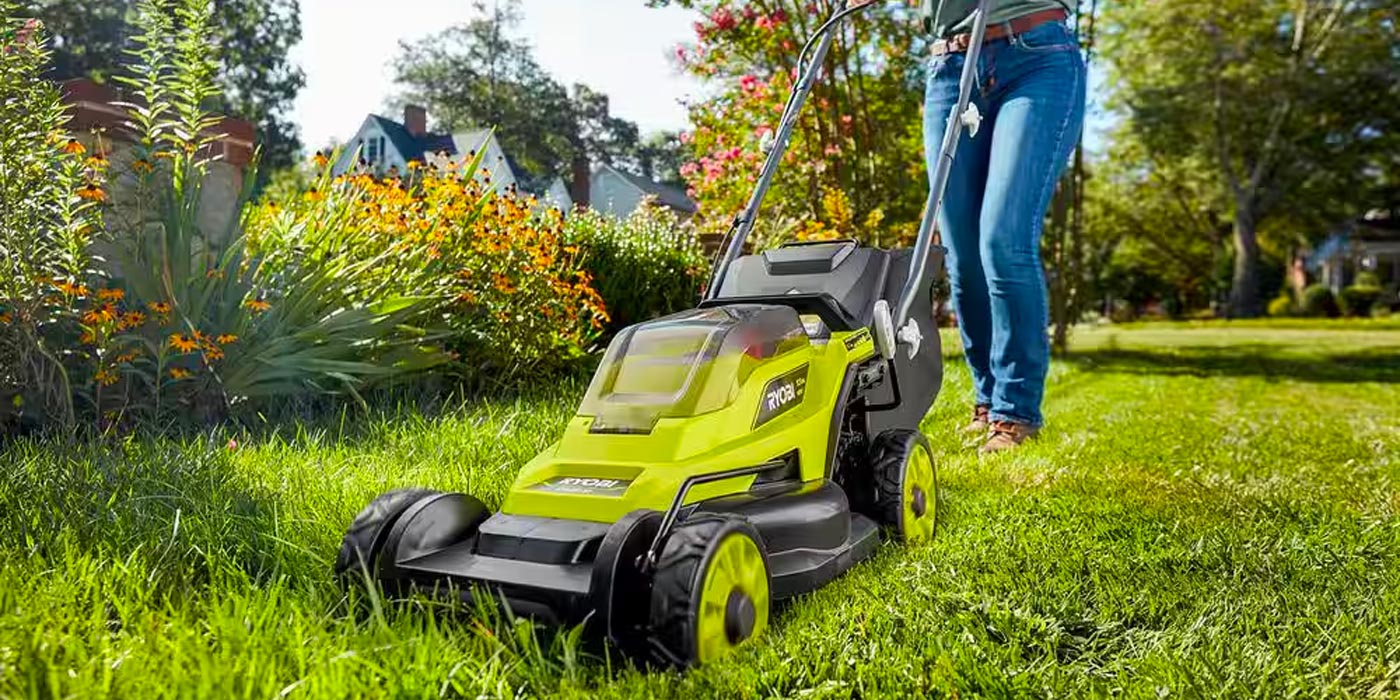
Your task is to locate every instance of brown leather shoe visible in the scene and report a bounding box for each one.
[979,420,1039,454]
[963,405,991,435]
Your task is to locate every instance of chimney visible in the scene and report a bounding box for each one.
[404,105,427,136]
[570,155,591,209]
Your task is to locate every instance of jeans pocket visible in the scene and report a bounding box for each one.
[1013,21,1077,53]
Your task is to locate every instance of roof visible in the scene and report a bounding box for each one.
[602,163,697,214]
[367,114,454,163]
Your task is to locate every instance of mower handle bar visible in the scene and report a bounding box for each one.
[704,0,994,334]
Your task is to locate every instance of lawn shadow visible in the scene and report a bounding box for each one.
[1062,343,1400,384]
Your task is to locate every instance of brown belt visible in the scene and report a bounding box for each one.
[930,8,1069,56]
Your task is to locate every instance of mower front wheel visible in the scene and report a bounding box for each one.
[334,488,441,585]
[872,429,939,544]
[648,515,771,667]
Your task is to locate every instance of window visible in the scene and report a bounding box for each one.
[365,134,380,163]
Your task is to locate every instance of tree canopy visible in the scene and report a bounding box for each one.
[32,0,306,174]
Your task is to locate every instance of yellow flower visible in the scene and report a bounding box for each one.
[61,139,86,155]
[169,333,200,352]
[56,280,89,297]
[147,301,172,314]
[132,158,154,174]
[115,350,140,363]
[244,299,271,313]
[204,346,225,361]
[118,311,146,329]
[313,151,330,168]
[168,368,192,380]
[215,334,238,344]
[82,303,118,325]
[96,288,125,302]
[94,369,118,386]
[77,183,107,202]
[304,188,324,203]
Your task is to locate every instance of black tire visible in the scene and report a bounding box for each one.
[334,488,440,584]
[871,429,939,544]
[648,515,770,667]
[589,509,663,658]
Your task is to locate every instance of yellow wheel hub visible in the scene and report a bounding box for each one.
[694,531,769,663]
[901,444,937,543]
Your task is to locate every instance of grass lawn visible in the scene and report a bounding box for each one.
[3,322,1398,699]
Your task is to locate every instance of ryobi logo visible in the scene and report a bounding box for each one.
[531,476,633,496]
[754,365,808,428]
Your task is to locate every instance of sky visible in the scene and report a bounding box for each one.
[288,1,1111,154]
[289,0,704,151]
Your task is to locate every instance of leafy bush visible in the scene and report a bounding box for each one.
[563,204,708,333]
[1355,271,1381,288]
[1340,285,1382,317]
[1299,284,1341,318]
[1,10,109,428]
[1267,293,1295,318]
[3,0,446,431]
[248,151,608,384]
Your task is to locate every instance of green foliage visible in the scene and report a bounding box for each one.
[564,204,709,333]
[31,0,305,173]
[392,0,643,188]
[247,149,609,386]
[0,9,106,429]
[1267,293,1296,318]
[1299,283,1341,318]
[4,325,1400,696]
[1340,285,1383,318]
[1098,0,1400,316]
[1354,271,1382,289]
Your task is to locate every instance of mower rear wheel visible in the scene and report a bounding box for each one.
[872,429,939,544]
[648,515,770,667]
[334,488,441,585]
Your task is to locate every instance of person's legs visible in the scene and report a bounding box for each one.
[923,52,995,410]
[977,24,1086,429]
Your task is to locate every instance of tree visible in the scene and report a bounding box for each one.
[30,0,306,174]
[649,0,927,245]
[1099,0,1400,317]
[393,0,645,192]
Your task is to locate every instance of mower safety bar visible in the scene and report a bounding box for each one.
[643,458,790,572]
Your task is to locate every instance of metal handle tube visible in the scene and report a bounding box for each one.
[704,2,850,300]
[894,0,992,328]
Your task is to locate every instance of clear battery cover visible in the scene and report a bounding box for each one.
[578,305,810,434]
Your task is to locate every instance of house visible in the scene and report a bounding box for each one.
[335,106,694,218]
[589,162,698,219]
[1307,208,1400,294]
[334,106,568,205]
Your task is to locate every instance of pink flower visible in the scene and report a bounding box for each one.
[755,15,775,31]
[772,9,788,23]
[674,46,688,65]
[824,144,841,155]
[754,125,774,138]
[710,8,737,31]
[679,131,693,144]
[680,162,700,177]
[841,114,854,126]
[740,74,761,93]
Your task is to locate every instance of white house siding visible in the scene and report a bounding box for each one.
[589,168,645,218]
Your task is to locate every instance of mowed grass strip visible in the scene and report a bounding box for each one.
[1,323,1397,699]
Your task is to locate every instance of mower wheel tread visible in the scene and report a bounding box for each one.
[648,515,766,667]
[334,488,440,583]
[871,429,937,541]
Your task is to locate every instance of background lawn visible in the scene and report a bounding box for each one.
[2,322,1398,699]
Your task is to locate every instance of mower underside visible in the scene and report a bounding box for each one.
[378,481,880,626]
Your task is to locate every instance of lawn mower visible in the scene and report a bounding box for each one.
[335,0,994,667]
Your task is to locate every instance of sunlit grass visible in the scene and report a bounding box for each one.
[2,323,1398,698]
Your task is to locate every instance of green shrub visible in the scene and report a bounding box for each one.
[564,204,709,333]
[0,10,108,429]
[1299,284,1341,318]
[1355,271,1381,288]
[1340,285,1382,317]
[1267,293,1295,318]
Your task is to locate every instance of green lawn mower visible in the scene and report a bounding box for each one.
[335,0,994,667]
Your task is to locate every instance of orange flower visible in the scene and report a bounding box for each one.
[244,299,271,313]
[303,188,324,203]
[77,184,107,202]
[118,311,146,329]
[492,273,516,294]
[82,303,118,325]
[114,350,140,363]
[169,333,200,352]
[94,369,118,386]
[168,367,192,379]
[215,334,238,344]
[204,346,225,361]
[313,151,330,168]
[62,139,86,155]
[79,331,95,344]
[0,312,11,324]
[132,158,154,174]
[147,301,172,314]
[55,280,89,297]
[96,288,125,302]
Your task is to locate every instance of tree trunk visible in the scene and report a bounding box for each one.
[1227,206,1262,318]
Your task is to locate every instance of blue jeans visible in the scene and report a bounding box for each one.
[923,20,1086,427]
